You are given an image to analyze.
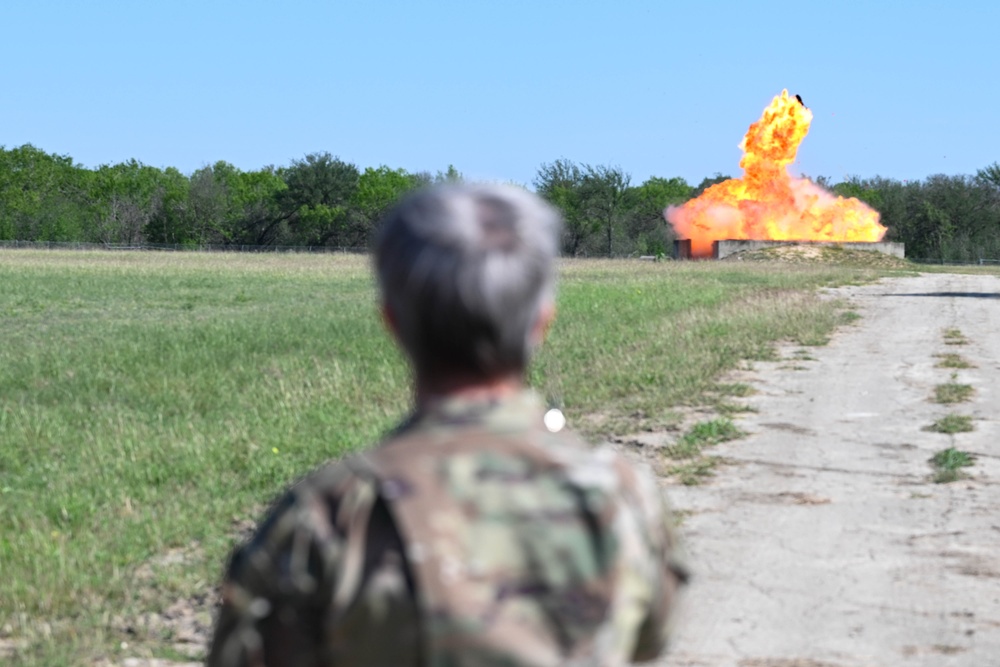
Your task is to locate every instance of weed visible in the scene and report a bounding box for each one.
[716,402,758,415]
[933,469,963,484]
[714,382,756,397]
[934,353,974,369]
[923,414,974,434]
[664,438,703,460]
[681,418,744,447]
[668,458,719,485]
[942,328,968,345]
[662,418,744,487]
[664,418,745,486]
[670,508,694,526]
[929,447,976,483]
[933,383,974,404]
[795,332,831,346]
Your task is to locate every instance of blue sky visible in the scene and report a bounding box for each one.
[3,0,997,187]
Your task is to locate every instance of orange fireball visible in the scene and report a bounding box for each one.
[666,90,886,257]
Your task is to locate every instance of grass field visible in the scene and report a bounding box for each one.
[0,249,906,665]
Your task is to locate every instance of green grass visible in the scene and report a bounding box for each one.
[664,418,745,484]
[0,250,896,665]
[933,382,974,404]
[542,260,892,433]
[677,418,745,448]
[923,414,975,434]
[929,447,977,483]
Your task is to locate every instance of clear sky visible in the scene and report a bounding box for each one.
[3,0,997,188]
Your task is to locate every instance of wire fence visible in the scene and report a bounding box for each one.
[908,257,1000,266]
[3,240,999,266]
[0,240,652,259]
[0,240,368,254]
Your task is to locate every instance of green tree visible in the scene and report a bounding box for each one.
[579,165,631,256]
[89,160,178,244]
[434,164,463,183]
[0,144,92,241]
[976,162,1000,189]
[627,176,693,255]
[186,163,231,244]
[146,167,190,244]
[832,176,884,210]
[225,166,288,245]
[534,160,594,256]
[270,153,360,246]
[836,174,1000,262]
[351,166,423,242]
[179,162,285,245]
[693,173,732,197]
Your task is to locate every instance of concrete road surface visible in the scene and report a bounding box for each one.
[663,272,1000,667]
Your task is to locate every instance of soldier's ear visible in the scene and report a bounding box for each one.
[531,300,556,346]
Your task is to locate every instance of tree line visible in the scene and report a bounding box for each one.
[826,167,1000,261]
[0,145,463,249]
[1,143,998,261]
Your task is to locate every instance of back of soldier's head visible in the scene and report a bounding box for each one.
[375,183,561,378]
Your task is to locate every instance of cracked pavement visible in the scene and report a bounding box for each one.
[662,272,1000,667]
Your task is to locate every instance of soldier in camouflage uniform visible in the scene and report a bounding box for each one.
[207,183,688,667]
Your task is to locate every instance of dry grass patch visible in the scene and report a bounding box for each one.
[716,402,758,415]
[668,458,721,486]
[714,382,756,397]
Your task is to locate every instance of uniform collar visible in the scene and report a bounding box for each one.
[404,389,548,434]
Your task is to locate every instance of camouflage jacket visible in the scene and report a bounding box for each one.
[207,390,688,667]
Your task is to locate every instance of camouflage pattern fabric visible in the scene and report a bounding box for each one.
[207,391,688,667]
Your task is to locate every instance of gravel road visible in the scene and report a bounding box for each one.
[664,272,1000,667]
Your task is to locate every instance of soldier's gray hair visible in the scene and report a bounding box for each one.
[375,182,561,377]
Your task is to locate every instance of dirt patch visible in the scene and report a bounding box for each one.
[0,637,29,658]
[108,513,262,665]
[110,544,216,660]
[736,491,832,506]
[759,422,815,435]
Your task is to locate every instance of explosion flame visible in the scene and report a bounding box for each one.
[666,90,886,257]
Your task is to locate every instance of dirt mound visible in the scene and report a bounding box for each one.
[722,244,911,268]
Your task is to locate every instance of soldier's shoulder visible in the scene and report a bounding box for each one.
[296,453,379,493]
[239,457,380,554]
[548,434,657,492]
